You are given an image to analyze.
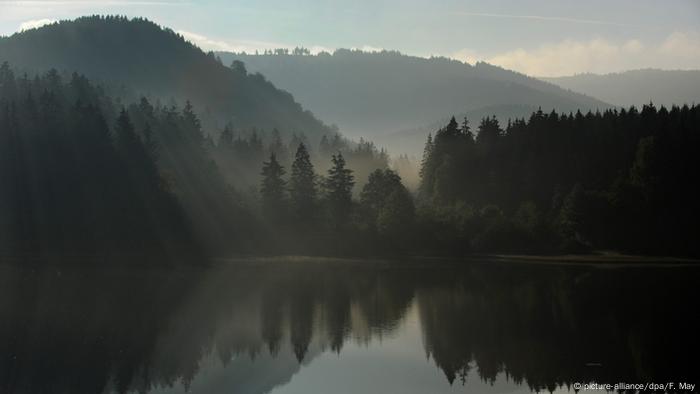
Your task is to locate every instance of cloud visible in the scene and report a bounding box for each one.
[177,30,241,52]
[452,31,700,77]
[18,18,55,31]
[450,48,482,65]
[455,12,632,27]
[486,38,620,76]
[621,39,644,54]
[308,45,334,54]
[177,30,300,54]
[352,45,383,53]
[660,31,700,58]
[177,30,378,56]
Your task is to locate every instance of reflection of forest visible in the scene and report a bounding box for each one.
[416,265,699,392]
[0,261,697,394]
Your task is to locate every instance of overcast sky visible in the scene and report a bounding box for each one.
[1,0,699,77]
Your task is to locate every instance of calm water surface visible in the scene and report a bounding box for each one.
[1,259,697,393]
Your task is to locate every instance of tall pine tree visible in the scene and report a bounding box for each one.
[260,153,287,221]
[289,143,317,225]
[324,153,355,230]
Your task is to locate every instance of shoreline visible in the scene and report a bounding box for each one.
[2,252,697,269]
[212,252,700,268]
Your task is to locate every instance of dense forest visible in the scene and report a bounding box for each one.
[417,105,700,256]
[0,62,283,256]
[0,63,395,256]
[2,62,699,257]
[249,104,699,257]
[0,64,196,255]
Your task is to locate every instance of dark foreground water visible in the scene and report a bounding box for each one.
[0,259,697,394]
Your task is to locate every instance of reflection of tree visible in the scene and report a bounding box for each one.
[1,262,697,394]
[0,264,201,394]
[260,291,284,356]
[288,281,314,362]
[416,264,700,392]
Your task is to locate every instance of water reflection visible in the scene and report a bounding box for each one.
[0,260,697,393]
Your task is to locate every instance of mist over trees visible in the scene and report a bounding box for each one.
[246,102,699,257]
[2,62,698,258]
[0,16,335,143]
[256,143,416,254]
[0,61,400,257]
[122,97,256,254]
[211,124,390,194]
[217,49,610,155]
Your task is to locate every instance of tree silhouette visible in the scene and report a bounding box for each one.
[324,153,355,231]
[289,143,318,226]
[260,153,287,221]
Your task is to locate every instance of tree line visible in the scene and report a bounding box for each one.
[417,105,699,256]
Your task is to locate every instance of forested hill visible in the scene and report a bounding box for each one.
[544,69,700,108]
[0,16,334,141]
[217,50,610,142]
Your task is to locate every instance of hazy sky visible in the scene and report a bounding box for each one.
[1,0,699,76]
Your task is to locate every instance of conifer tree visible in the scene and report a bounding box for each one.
[260,153,287,220]
[461,116,474,142]
[419,133,434,197]
[324,153,355,230]
[218,124,234,148]
[476,116,501,147]
[289,143,317,224]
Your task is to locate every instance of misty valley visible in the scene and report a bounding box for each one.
[0,11,698,394]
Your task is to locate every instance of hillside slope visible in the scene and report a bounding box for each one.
[0,16,333,141]
[218,50,611,145]
[544,69,700,108]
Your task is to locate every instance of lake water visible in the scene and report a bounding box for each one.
[1,259,697,394]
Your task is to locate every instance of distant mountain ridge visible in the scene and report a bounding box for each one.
[217,50,611,149]
[0,16,334,141]
[544,69,700,108]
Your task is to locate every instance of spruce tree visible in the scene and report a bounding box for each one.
[260,153,287,220]
[476,116,501,147]
[419,133,434,197]
[218,124,234,148]
[324,153,355,230]
[461,116,474,142]
[289,143,317,224]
